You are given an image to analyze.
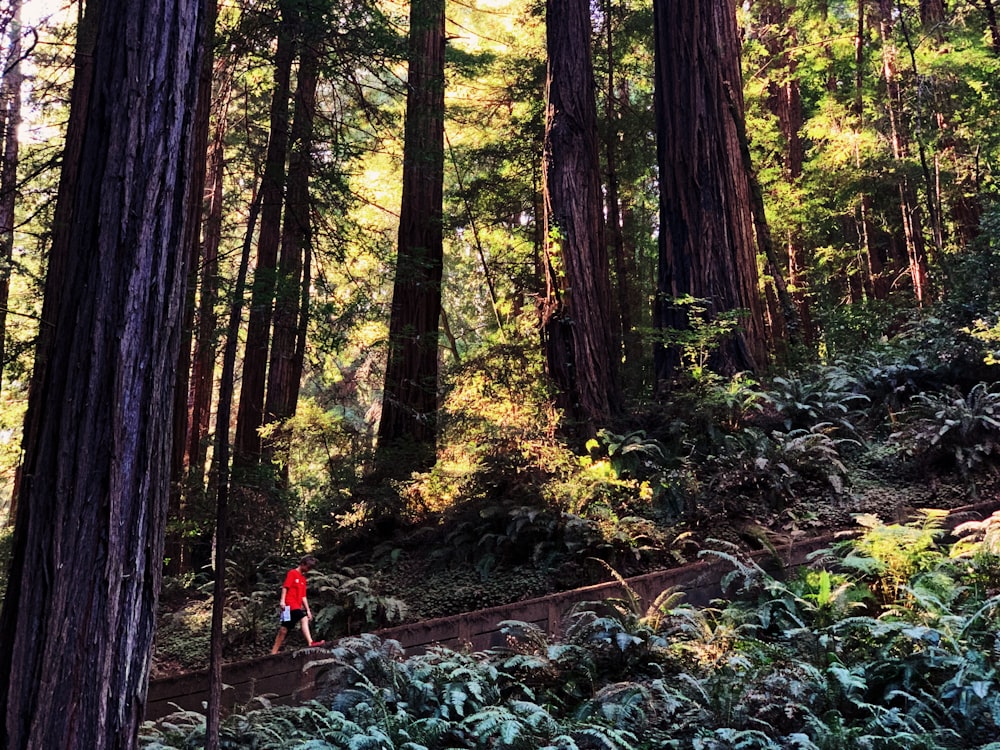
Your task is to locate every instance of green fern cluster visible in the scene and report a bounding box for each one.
[891,382,1000,477]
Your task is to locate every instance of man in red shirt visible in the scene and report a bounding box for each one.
[270,555,326,653]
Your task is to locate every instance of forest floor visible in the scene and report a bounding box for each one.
[151,456,1000,679]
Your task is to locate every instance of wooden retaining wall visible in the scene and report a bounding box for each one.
[146,500,999,721]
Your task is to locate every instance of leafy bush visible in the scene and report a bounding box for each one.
[763,366,869,433]
[311,569,410,637]
[891,382,1000,476]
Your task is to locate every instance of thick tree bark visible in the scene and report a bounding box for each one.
[0,0,205,747]
[652,0,767,385]
[9,0,101,523]
[264,38,320,463]
[375,0,445,476]
[542,0,620,428]
[0,0,22,400]
[234,1,297,468]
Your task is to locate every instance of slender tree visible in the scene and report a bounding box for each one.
[0,0,23,396]
[264,19,321,467]
[375,0,446,476]
[167,0,218,575]
[234,0,298,468]
[877,0,931,302]
[542,0,620,427]
[652,0,767,385]
[0,0,206,747]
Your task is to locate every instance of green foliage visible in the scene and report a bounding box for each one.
[763,367,869,434]
[649,296,748,386]
[891,382,1000,476]
[837,509,949,606]
[310,570,410,637]
[708,423,856,503]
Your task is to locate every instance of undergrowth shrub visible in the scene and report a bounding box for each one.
[310,569,410,637]
[891,382,1000,477]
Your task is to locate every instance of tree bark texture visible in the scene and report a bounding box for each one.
[542,0,620,427]
[10,0,101,523]
[0,0,205,746]
[652,0,767,384]
[234,1,297,468]
[375,0,445,475]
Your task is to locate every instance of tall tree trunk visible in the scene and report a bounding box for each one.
[979,0,1000,54]
[878,0,931,303]
[652,0,767,386]
[264,37,320,467]
[167,0,218,576]
[375,0,446,477]
[541,0,620,428]
[603,0,642,393]
[234,1,297,468]
[0,0,205,746]
[186,58,233,493]
[919,0,946,29]
[853,2,892,301]
[0,0,22,403]
[205,186,259,750]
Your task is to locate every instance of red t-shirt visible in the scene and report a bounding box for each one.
[282,568,308,610]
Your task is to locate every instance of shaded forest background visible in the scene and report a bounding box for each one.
[4,0,1000,743]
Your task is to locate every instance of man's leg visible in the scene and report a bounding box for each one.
[271,626,289,654]
[299,616,313,644]
[300,617,325,647]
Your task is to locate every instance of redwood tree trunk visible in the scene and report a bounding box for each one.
[264,38,320,464]
[542,0,620,427]
[603,0,643,393]
[652,0,767,385]
[981,0,1000,55]
[234,1,297,468]
[0,0,205,747]
[9,0,101,522]
[375,0,446,476]
[186,59,233,490]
